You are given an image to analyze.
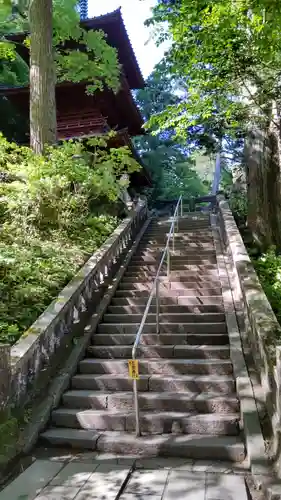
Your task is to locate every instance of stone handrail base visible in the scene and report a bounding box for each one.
[1,200,148,410]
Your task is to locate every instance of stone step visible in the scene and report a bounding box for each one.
[130,256,217,264]
[144,227,212,233]
[141,239,215,248]
[145,229,190,233]
[133,254,217,261]
[61,390,239,413]
[111,296,224,307]
[147,227,211,231]
[151,222,211,227]
[122,273,220,282]
[144,226,212,231]
[135,244,216,251]
[149,220,210,224]
[114,288,222,297]
[51,408,240,435]
[133,252,217,260]
[78,358,233,375]
[133,250,217,257]
[156,213,210,219]
[102,313,225,324]
[126,264,218,272]
[141,232,213,237]
[97,322,227,334]
[158,220,210,224]
[142,238,215,246]
[154,218,210,222]
[121,278,220,289]
[120,277,219,286]
[117,282,221,293]
[107,304,224,314]
[140,244,215,251]
[91,333,229,346]
[146,229,213,235]
[136,245,216,253]
[87,345,230,359]
[71,374,235,393]
[40,428,245,462]
[121,277,221,287]
[145,229,212,233]
[126,263,218,272]
[152,226,211,231]
[141,242,214,252]
[147,222,211,227]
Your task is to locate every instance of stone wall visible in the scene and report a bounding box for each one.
[217,195,281,465]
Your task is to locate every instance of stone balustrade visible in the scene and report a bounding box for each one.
[1,200,147,410]
[216,195,281,458]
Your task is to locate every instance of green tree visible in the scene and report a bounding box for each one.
[148,0,281,248]
[134,64,208,201]
[0,132,140,343]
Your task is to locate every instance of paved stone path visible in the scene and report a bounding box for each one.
[0,450,252,500]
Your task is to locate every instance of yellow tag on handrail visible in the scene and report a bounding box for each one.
[128,359,139,380]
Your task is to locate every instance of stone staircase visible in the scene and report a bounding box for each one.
[41,213,245,461]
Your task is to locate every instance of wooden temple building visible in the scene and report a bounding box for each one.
[1,9,151,189]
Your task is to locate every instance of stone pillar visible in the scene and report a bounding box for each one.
[120,174,133,211]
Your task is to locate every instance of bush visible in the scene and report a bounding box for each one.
[0,134,140,344]
[253,247,281,325]
[228,191,247,225]
[0,416,20,465]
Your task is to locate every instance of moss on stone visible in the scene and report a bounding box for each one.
[0,417,20,466]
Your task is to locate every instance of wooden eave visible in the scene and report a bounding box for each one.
[0,80,144,137]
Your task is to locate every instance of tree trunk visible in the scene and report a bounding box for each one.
[245,101,281,249]
[29,0,57,154]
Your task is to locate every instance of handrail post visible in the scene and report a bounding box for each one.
[167,244,170,277]
[156,277,160,334]
[172,222,175,254]
[180,197,183,217]
[133,377,141,436]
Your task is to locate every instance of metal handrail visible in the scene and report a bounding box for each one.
[131,195,183,436]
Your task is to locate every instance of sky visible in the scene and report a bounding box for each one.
[88,0,168,79]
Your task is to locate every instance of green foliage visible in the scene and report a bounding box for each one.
[254,248,281,326]
[220,167,233,194]
[147,0,281,157]
[0,0,121,93]
[0,2,29,87]
[0,416,20,465]
[139,144,208,201]
[55,21,121,94]
[134,66,208,201]
[228,192,247,223]
[0,134,140,344]
[135,61,179,120]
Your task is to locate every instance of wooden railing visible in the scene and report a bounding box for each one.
[1,200,148,410]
